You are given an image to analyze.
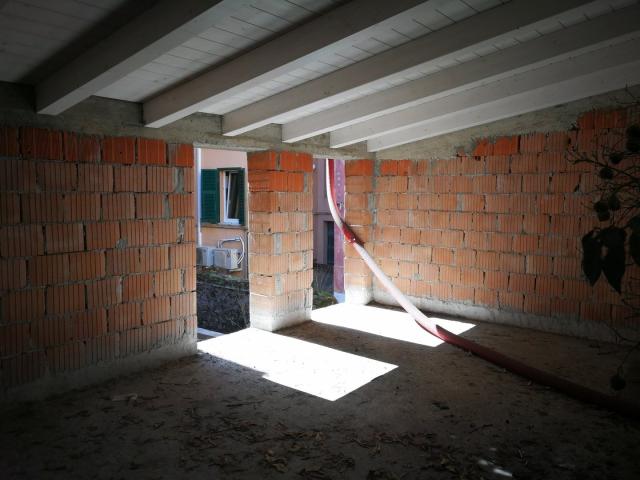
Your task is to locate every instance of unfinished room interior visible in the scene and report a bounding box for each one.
[1,0,640,478]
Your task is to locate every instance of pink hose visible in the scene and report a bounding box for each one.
[326,159,640,419]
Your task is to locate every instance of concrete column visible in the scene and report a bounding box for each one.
[247,151,313,331]
[343,159,375,304]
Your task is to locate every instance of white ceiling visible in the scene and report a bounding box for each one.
[197,0,507,115]
[1,0,639,152]
[0,0,148,83]
[97,0,344,103]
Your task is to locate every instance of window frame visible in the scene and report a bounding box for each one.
[200,167,246,227]
[222,169,241,225]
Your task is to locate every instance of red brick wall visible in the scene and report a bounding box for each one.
[343,160,375,303]
[247,151,313,331]
[344,109,638,336]
[0,126,197,393]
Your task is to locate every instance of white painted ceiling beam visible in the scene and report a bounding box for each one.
[331,34,640,145]
[142,0,428,128]
[366,40,640,152]
[36,0,246,115]
[223,0,603,136]
[283,3,640,144]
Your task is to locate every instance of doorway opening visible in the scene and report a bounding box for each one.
[195,147,250,335]
[312,158,345,308]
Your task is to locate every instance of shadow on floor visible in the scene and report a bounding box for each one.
[1,306,639,479]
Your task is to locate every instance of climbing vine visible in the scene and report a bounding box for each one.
[570,98,640,390]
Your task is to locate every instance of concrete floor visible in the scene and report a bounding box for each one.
[1,304,639,479]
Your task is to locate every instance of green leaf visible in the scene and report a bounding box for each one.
[607,194,621,211]
[626,125,640,153]
[627,139,640,153]
[600,226,626,249]
[593,200,608,213]
[601,227,626,293]
[581,230,602,286]
[626,124,640,139]
[609,151,624,164]
[594,200,610,222]
[602,249,625,293]
[610,374,626,391]
[630,232,640,267]
[599,166,614,179]
[597,210,610,222]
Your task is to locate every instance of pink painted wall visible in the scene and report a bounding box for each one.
[199,148,248,278]
[312,159,333,265]
[201,148,247,170]
[312,158,345,295]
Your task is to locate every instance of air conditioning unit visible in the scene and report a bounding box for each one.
[196,246,242,271]
[212,247,241,271]
[196,246,214,267]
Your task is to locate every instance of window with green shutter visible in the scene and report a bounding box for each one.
[201,168,246,226]
[237,169,246,226]
[222,168,246,226]
[201,169,219,224]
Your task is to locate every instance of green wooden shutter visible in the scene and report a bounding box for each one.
[237,168,245,226]
[201,169,219,224]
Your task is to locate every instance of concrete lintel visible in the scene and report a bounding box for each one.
[0,82,372,160]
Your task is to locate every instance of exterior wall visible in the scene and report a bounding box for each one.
[201,149,247,170]
[332,159,346,296]
[0,126,197,401]
[312,158,333,265]
[343,108,638,341]
[199,148,248,277]
[247,151,313,331]
[200,227,245,251]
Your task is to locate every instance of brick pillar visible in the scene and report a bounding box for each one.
[343,159,374,304]
[247,151,313,331]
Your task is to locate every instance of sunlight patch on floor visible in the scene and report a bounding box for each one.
[311,304,475,347]
[197,328,396,401]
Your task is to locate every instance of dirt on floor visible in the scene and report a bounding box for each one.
[1,306,639,480]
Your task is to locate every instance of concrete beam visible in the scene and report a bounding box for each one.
[36,0,246,115]
[222,0,599,136]
[283,3,640,143]
[332,37,640,148]
[367,44,640,152]
[143,0,428,128]
[374,85,640,160]
[0,82,370,159]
